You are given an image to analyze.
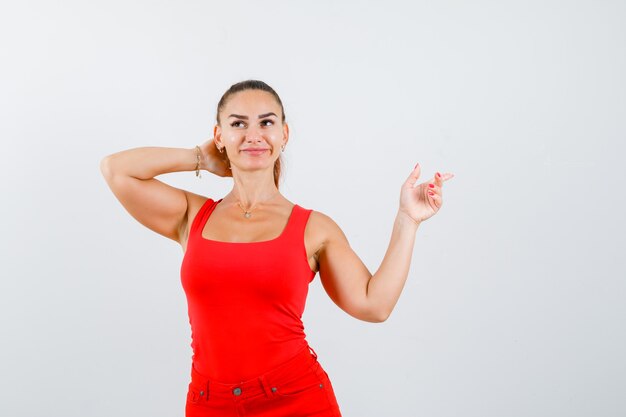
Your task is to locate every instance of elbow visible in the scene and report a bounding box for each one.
[367,298,392,323]
[373,310,390,323]
[347,305,389,323]
[100,155,121,181]
[363,308,390,323]
[100,156,113,179]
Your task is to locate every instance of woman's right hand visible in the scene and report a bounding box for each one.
[197,138,232,177]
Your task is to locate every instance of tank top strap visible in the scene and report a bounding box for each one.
[283,204,313,241]
[190,197,222,236]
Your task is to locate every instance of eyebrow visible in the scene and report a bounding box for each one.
[228,112,277,120]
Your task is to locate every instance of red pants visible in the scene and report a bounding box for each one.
[185,345,343,417]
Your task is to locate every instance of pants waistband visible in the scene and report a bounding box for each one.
[189,345,320,400]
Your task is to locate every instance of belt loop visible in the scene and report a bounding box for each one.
[193,364,210,402]
[258,374,275,398]
[308,345,318,360]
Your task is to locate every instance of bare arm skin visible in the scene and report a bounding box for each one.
[99,139,228,244]
[100,147,197,243]
[316,167,454,323]
[315,211,418,323]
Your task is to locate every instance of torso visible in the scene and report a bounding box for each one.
[179,193,324,273]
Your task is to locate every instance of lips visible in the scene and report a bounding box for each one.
[242,148,269,155]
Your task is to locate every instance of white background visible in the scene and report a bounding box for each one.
[1,1,625,416]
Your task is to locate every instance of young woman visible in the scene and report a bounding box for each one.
[100,80,454,417]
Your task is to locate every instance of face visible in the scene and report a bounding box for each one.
[214,90,289,173]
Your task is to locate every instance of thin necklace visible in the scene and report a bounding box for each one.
[235,192,279,218]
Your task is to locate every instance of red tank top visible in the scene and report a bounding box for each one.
[180,198,316,383]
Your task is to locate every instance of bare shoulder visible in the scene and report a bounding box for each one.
[306,210,349,255]
[185,191,211,214]
[308,210,344,234]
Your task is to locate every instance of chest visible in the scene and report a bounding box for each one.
[181,202,321,273]
[181,242,315,308]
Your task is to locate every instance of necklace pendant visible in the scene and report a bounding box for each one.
[244,212,252,218]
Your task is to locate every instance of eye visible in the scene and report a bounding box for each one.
[230,121,245,128]
[261,119,274,126]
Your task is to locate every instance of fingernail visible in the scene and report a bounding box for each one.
[414,163,419,169]
[429,184,434,188]
[436,172,441,178]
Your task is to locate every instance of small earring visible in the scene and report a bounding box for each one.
[218,147,224,153]
[281,145,285,152]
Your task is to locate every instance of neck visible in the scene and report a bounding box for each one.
[228,167,279,209]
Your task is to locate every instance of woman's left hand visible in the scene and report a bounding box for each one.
[399,163,455,224]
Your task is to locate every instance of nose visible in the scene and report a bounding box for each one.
[244,126,264,143]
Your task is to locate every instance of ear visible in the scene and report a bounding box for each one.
[282,123,289,147]
[213,124,222,147]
